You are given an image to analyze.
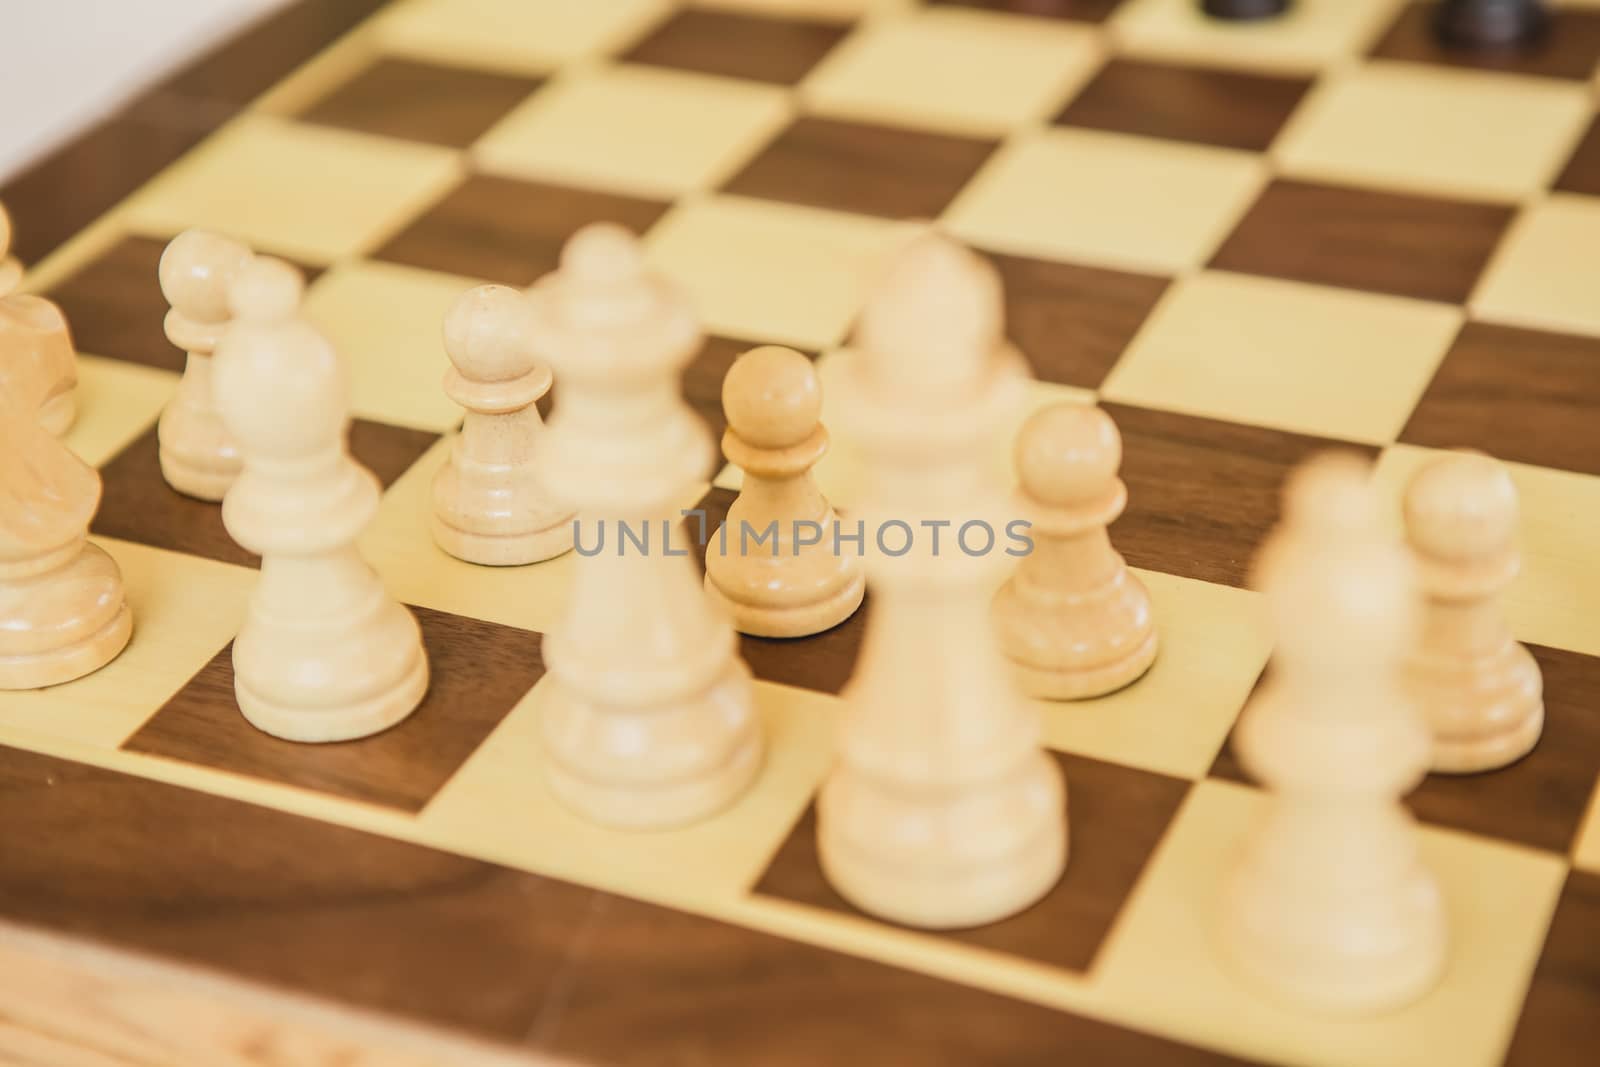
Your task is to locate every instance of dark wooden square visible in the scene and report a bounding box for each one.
[93,420,438,568]
[688,487,867,697]
[754,750,1190,973]
[373,174,672,288]
[986,251,1169,390]
[46,235,323,372]
[1401,321,1600,478]
[296,57,543,147]
[1211,645,1600,857]
[622,8,849,85]
[1371,2,1600,81]
[928,0,1128,21]
[124,605,541,812]
[1103,402,1379,589]
[0,743,596,1045]
[1555,115,1600,197]
[1504,869,1600,1067]
[1209,179,1514,304]
[722,116,997,220]
[1056,59,1311,152]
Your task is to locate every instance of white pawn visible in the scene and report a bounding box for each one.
[994,403,1156,699]
[705,346,864,637]
[1404,451,1542,772]
[818,230,1066,929]
[1,202,76,437]
[432,284,573,565]
[1220,452,1445,1016]
[214,258,429,742]
[158,229,253,500]
[530,223,761,829]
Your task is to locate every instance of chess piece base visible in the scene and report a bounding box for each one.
[1434,0,1548,48]
[431,512,575,567]
[704,568,865,639]
[40,389,75,437]
[1203,0,1291,19]
[817,754,1067,929]
[1013,627,1158,701]
[1414,641,1544,774]
[0,543,132,690]
[540,660,764,830]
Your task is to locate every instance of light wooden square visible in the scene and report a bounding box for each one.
[1574,784,1600,874]
[799,7,1103,137]
[1102,272,1460,445]
[1093,778,1569,1067]
[123,116,463,266]
[943,127,1267,275]
[644,195,905,350]
[65,356,177,468]
[1371,444,1600,661]
[417,677,840,909]
[1472,193,1600,339]
[374,0,671,75]
[1040,572,1269,781]
[1273,63,1591,203]
[1110,0,1404,74]
[0,539,252,751]
[303,259,481,433]
[474,64,792,199]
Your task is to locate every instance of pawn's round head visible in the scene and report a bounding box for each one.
[562,222,643,286]
[1015,403,1120,508]
[1405,450,1518,561]
[160,229,253,324]
[723,346,821,450]
[215,258,346,460]
[1282,450,1378,535]
[443,284,535,383]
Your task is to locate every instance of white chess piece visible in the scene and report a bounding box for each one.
[1220,452,1446,1015]
[993,403,1157,698]
[213,258,429,742]
[530,223,762,829]
[817,230,1066,929]
[432,284,573,565]
[1,202,76,437]
[705,345,864,637]
[157,229,253,500]
[1404,451,1542,772]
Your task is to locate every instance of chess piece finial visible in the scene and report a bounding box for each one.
[214,257,429,742]
[994,403,1157,699]
[530,223,761,830]
[157,229,253,501]
[432,284,573,565]
[1220,451,1445,1016]
[818,231,1066,929]
[0,202,78,436]
[705,346,865,637]
[0,294,132,688]
[1403,451,1542,772]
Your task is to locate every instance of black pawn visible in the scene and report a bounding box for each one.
[1434,0,1549,48]
[1202,0,1291,20]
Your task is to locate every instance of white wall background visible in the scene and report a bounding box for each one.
[0,0,294,181]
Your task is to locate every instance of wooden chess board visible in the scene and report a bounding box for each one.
[3,0,1599,1064]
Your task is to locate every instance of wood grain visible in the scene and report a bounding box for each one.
[1057,58,1310,152]
[298,58,543,148]
[374,175,671,289]
[124,605,543,811]
[1104,401,1380,589]
[1505,869,1600,1067]
[1401,321,1600,479]
[623,8,849,85]
[722,116,998,220]
[987,250,1169,390]
[755,750,1191,973]
[93,420,437,567]
[1209,179,1514,305]
[1370,2,1600,81]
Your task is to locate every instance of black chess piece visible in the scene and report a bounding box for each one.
[1202,0,1291,20]
[1434,0,1549,48]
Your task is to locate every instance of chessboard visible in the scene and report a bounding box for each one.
[2,0,1599,1064]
